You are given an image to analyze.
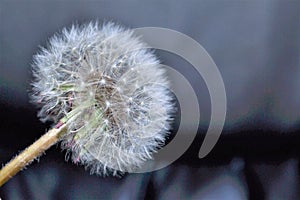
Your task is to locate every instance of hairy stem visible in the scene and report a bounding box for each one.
[0,123,67,187]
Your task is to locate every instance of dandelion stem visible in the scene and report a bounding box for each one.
[0,123,67,187]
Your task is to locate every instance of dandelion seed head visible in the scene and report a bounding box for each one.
[31,21,173,176]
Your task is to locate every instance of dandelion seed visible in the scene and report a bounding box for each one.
[1,21,173,182]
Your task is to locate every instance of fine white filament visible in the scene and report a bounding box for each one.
[31,22,173,176]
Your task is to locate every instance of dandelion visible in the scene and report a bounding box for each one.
[0,22,173,185]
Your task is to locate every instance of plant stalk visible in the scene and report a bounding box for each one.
[0,123,67,187]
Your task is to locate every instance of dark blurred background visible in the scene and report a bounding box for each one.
[0,0,299,199]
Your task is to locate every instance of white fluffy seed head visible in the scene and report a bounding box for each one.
[31,22,173,176]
